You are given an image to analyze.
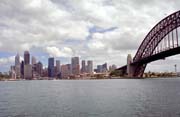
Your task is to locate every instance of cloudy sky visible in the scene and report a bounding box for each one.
[0,0,180,72]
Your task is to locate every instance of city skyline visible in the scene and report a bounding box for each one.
[7,51,110,70]
[1,1,180,72]
[9,50,112,79]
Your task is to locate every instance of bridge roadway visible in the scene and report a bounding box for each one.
[118,46,180,71]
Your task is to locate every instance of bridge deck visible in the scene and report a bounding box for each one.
[118,46,180,71]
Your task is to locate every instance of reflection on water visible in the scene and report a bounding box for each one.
[0,78,180,117]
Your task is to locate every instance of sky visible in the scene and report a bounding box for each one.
[0,0,180,72]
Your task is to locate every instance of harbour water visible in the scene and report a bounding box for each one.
[0,78,180,117]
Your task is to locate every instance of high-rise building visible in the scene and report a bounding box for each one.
[48,57,55,78]
[24,64,32,80]
[21,61,24,79]
[96,63,108,73]
[15,65,21,78]
[61,65,69,79]
[71,57,80,75]
[10,66,16,79]
[109,64,117,71]
[56,60,61,75]
[102,63,108,72]
[15,53,21,78]
[24,51,32,79]
[81,60,86,73]
[31,56,37,78]
[24,51,30,65]
[87,60,93,74]
[31,56,36,65]
[36,61,43,76]
[15,53,20,66]
[61,64,71,79]
[97,65,103,73]
[42,67,48,77]
[67,64,71,73]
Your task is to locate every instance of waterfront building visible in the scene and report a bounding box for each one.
[15,53,20,66]
[10,66,16,79]
[61,65,68,79]
[56,60,61,77]
[71,57,80,75]
[81,60,86,73]
[96,63,108,73]
[36,61,43,77]
[15,65,21,78]
[61,64,71,79]
[97,65,103,73]
[23,51,32,79]
[48,57,55,78]
[42,67,48,77]
[87,60,93,74]
[24,64,32,80]
[109,64,117,71]
[15,53,21,78]
[67,64,72,75]
[21,61,24,79]
[24,51,30,65]
[102,63,108,72]
[31,56,37,78]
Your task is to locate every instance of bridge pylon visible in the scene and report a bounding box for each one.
[127,54,135,77]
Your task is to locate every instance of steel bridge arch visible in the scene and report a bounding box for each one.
[134,10,180,62]
[133,10,180,77]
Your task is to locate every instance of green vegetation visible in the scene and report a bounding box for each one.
[143,71,177,78]
[0,72,10,80]
[110,70,123,77]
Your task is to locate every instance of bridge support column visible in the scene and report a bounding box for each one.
[127,54,135,77]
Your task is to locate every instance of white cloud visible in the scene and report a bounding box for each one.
[0,56,15,65]
[0,0,180,72]
[0,0,91,53]
[45,46,73,57]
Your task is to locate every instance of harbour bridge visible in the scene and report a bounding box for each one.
[117,10,180,77]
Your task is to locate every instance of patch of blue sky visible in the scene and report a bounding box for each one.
[89,26,118,34]
[87,26,118,40]
[0,52,14,58]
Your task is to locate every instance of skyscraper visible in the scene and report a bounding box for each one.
[24,51,32,79]
[36,61,43,76]
[24,64,32,80]
[96,63,108,73]
[15,53,21,78]
[10,66,16,79]
[15,53,20,66]
[97,65,103,73]
[31,56,36,65]
[56,60,60,74]
[102,63,108,72]
[24,51,30,65]
[48,57,55,78]
[87,60,93,74]
[71,57,80,75]
[61,64,71,79]
[81,60,86,73]
[21,61,24,79]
